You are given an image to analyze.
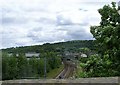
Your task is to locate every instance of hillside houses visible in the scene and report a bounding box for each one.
[8,52,40,59]
[25,52,40,58]
[63,51,88,60]
[7,51,88,61]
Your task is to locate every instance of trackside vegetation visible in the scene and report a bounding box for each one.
[2,52,61,80]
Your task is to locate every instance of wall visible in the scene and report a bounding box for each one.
[2,77,120,85]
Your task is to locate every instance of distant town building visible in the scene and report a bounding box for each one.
[25,52,40,58]
[8,52,40,59]
[63,51,88,60]
[81,53,87,57]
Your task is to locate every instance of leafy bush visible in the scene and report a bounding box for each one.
[79,54,120,78]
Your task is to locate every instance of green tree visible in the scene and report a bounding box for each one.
[2,53,18,80]
[17,54,28,78]
[79,54,114,77]
[37,58,44,77]
[47,52,61,69]
[8,56,18,79]
[90,2,120,75]
[2,53,9,80]
[28,57,39,77]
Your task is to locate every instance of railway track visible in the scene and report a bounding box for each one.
[56,60,76,79]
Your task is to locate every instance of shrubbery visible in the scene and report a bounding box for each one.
[79,54,120,78]
[2,52,61,80]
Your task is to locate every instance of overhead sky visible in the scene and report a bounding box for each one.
[0,0,119,48]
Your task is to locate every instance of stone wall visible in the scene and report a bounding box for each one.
[2,77,120,85]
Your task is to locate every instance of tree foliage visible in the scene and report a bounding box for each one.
[79,54,117,77]
[2,52,62,80]
[90,2,120,58]
[88,2,120,76]
[2,53,18,80]
[78,2,120,78]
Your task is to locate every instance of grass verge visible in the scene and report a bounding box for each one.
[46,64,64,79]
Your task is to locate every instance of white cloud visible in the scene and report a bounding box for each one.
[1,0,118,48]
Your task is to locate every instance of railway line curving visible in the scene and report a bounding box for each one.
[56,60,76,79]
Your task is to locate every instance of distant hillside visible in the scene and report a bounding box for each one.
[2,40,95,54]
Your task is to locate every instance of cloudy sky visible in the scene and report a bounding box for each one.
[0,0,119,48]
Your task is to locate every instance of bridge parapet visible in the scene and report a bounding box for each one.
[2,77,120,85]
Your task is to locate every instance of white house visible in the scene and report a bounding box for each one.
[81,53,87,57]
